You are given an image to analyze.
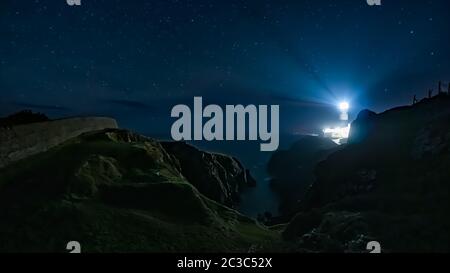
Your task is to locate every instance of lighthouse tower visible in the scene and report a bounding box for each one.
[322,101,351,145]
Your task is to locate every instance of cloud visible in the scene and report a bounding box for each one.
[99,98,171,118]
[11,102,70,111]
[101,99,153,110]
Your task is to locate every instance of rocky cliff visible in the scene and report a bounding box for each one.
[283,94,450,252]
[161,141,256,207]
[0,129,275,252]
[0,117,118,168]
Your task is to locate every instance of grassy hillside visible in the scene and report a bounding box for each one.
[0,129,279,252]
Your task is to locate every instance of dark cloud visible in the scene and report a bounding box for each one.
[101,99,153,110]
[11,102,70,112]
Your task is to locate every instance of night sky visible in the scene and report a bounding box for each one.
[1,0,450,138]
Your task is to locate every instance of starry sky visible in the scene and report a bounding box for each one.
[1,0,450,138]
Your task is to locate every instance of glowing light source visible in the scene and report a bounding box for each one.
[322,101,351,144]
[323,124,351,145]
[338,101,350,111]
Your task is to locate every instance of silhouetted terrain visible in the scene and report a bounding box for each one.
[1,95,450,252]
[267,136,339,217]
[0,129,277,252]
[283,94,450,252]
[0,110,48,128]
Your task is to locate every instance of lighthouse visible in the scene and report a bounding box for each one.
[322,101,351,145]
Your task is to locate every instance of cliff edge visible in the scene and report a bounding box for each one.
[0,116,118,168]
[283,94,450,252]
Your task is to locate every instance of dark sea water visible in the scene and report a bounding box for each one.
[186,134,301,218]
[142,131,301,218]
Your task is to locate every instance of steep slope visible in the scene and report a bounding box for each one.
[161,141,256,208]
[267,136,339,216]
[283,95,450,252]
[0,129,277,252]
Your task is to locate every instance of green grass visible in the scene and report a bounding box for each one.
[0,129,279,253]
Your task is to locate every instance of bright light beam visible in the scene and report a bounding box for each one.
[339,101,350,111]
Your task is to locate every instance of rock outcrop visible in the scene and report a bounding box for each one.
[347,109,377,144]
[161,141,257,207]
